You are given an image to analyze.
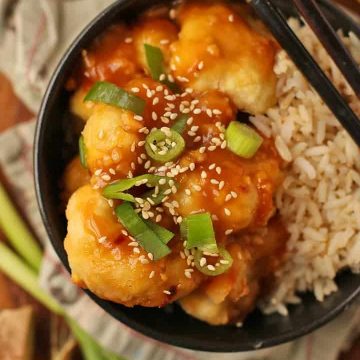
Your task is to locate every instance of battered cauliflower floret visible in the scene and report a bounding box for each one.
[170,2,277,114]
[170,141,282,234]
[133,18,178,74]
[82,103,142,177]
[179,218,288,325]
[62,156,91,203]
[64,185,203,307]
[70,87,95,122]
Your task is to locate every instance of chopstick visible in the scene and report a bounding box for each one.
[292,0,360,97]
[248,0,360,147]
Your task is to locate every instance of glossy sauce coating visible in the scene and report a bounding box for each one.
[63,0,287,324]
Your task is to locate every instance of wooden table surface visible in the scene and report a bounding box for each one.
[0,1,359,358]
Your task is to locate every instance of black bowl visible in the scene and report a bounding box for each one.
[34,0,360,352]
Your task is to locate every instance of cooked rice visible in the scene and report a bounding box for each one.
[252,19,360,315]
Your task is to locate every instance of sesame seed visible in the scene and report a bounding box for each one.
[155,214,162,223]
[184,271,192,279]
[131,87,140,93]
[187,131,196,137]
[101,174,111,181]
[189,163,195,171]
[209,163,216,170]
[159,74,166,81]
[216,167,222,174]
[212,214,219,221]
[220,259,230,265]
[109,168,116,175]
[193,108,201,114]
[199,147,206,154]
[140,257,149,264]
[125,37,133,43]
[151,111,158,121]
[180,251,186,259]
[121,230,128,236]
[210,179,219,185]
[98,236,107,244]
[149,271,155,279]
[170,113,177,120]
[225,194,232,202]
[134,115,143,121]
[231,191,238,198]
[163,290,171,295]
[225,229,233,235]
[128,241,139,247]
[168,74,175,82]
[156,85,163,92]
[191,125,199,132]
[228,14,234,22]
[153,97,159,105]
[144,160,151,169]
[160,39,170,45]
[201,171,207,179]
[207,264,216,271]
[208,145,217,151]
[138,140,146,147]
[194,136,201,142]
[219,181,225,190]
[133,247,140,254]
[193,184,202,192]
[198,61,204,70]
[221,140,227,149]
[148,253,154,260]
[213,109,222,115]
[94,169,102,176]
[200,257,207,267]
[185,189,191,196]
[224,208,231,216]
[206,109,213,117]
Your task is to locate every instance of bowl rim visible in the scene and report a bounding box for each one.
[34,0,360,352]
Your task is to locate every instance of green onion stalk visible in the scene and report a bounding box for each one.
[0,182,124,360]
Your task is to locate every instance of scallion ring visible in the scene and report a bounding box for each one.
[84,81,145,115]
[115,202,171,260]
[145,220,174,244]
[102,174,167,202]
[181,212,218,253]
[194,246,233,276]
[144,44,180,93]
[225,121,263,159]
[171,114,189,134]
[145,129,185,163]
[79,135,87,169]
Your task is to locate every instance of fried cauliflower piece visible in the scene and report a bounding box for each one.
[62,156,91,203]
[170,140,282,235]
[70,87,95,122]
[179,218,287,325]
[133,17,178,74]
[82,103,142,177]
[64,185,203,307]
[170,2,277,114]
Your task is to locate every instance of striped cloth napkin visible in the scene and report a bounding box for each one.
[0,1,359,359]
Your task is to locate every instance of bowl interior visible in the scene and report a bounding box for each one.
[35,0,360,352]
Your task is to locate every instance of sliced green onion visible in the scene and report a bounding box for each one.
[194,246,233,276]
[145,129,185,163]
[145,220,174,244]
[84,81,145,115]
[102,174,166,202]
[115,202,171,260]
[144,44,164,81]
[144,44,180,93]
[225,121,263,159]
[79,135,87,169]
[171,114,189,134]
[180,213,218,253]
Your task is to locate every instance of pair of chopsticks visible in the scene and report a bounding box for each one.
[248,0,360,147]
